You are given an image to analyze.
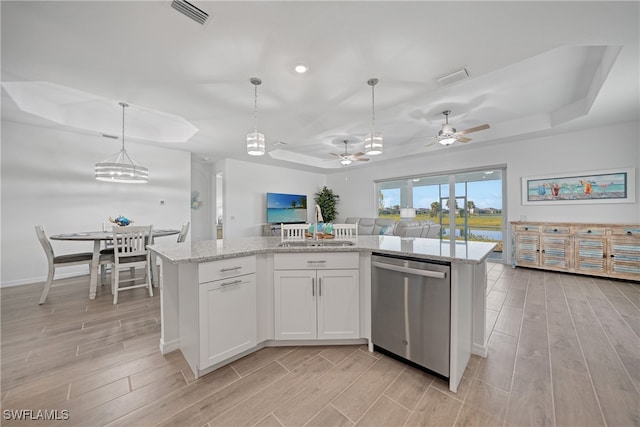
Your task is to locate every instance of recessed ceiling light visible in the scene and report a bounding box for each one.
[295,65,308,74]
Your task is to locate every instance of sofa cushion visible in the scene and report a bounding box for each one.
[357,218,376,235]
[374,218,397,235]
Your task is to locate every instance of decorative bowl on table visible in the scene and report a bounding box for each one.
[109,216,133,226]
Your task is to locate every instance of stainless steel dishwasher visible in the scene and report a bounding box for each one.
[371,253,451,378]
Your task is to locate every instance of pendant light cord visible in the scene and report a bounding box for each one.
[120,102,128,152]
[371,82,375,136]
[254,83,258,134]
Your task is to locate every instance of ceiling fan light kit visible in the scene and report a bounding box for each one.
[95,102,149,184]
[247,77,266,156]
[364,78,383,156]
[428,110,490,147]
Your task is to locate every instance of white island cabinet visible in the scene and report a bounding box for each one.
[274,252,359,340]
[149,235,496,390]
[176,255,257,377]
[198,256,257,368]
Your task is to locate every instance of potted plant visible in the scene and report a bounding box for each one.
[314,186,340,223]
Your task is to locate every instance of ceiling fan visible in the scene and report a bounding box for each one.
[330,140,369,166]
[423,110,490,147]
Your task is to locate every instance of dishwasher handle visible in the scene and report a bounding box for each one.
[372,261,447,279]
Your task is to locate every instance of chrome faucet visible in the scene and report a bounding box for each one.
[313,204,324,240]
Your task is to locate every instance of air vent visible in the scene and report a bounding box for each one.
[436,68,469,87]
[171,0,210,25]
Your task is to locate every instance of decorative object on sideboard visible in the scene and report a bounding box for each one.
[247,77,265,156]
[95,102,149,184]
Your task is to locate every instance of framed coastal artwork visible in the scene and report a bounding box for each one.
[521,168,635,205]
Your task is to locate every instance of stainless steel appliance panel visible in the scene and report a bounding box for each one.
[371,254,451,377]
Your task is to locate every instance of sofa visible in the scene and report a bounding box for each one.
[344,217,441,238]
[345,217,397,235]
[395,220,442,238]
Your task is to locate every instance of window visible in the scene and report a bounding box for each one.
[377,167,505,261]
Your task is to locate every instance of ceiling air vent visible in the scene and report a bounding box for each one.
[171,0,210,25]
[436,68,469,87]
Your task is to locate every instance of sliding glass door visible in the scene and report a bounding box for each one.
[377,167,505,262]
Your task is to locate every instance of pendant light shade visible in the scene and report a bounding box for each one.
[95,102,149,184]
[364,78,383,156]
[247,77,265,156]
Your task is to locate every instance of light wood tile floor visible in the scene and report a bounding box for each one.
[1,263,639,426]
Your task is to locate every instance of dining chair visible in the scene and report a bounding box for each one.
[332,223,358,239]
[177,221,190,243]
[35,225,103,305]
[110,225,153,304]
[281,223,308,241]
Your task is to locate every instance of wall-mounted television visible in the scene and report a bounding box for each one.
[266,192,308,224]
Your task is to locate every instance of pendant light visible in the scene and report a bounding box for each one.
[95,102,149,183]
[247,77,265,156]
[364,78,383,155]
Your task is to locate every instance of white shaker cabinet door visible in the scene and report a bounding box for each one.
[274,270,317,340]
[199,274,257,368]
[316,269,360,340]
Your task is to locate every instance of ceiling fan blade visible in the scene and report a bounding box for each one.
[352,152,365,157]
[425,139,439,148]
[355,157,370,162]
[329,153,341,157]
[458,124,490,135]
[457,137,472,143]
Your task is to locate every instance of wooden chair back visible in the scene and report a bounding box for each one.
[177,221,190,243]
[281,223,308,241]
[332,224,358,239]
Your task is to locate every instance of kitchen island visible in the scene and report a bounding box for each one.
[148,235,496,392]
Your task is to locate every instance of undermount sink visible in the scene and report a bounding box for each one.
[277,239,356,247]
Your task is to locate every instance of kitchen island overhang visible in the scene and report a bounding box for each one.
[148,235,496,393]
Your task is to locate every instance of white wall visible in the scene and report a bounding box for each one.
[328,120,639,224]
[220,159,327,238]
[1,121,191,287]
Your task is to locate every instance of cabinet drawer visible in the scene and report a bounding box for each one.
[274,252,359,270]
[573,227,607,236]
[199,256,256,284]
[610,227,640,237]
[514,224,539,232]
[541,226,570,235]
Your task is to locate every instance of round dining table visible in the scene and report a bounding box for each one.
[50,229,180,299]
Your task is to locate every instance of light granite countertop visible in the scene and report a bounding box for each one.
[148,235,497,265]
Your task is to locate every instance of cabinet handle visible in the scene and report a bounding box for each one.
[220,279,242,287]
[312,277,315,296]
[553,228,558,232]
[220,266,242,272]
[524,227,529,231]
[541,250,545,254]
[587,230,592,233]
[627,231,633,235]
[610,254,615,258]
[319,277,322,296]
[307,260,327,264]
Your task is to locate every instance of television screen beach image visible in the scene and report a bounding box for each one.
[266,192,308,223]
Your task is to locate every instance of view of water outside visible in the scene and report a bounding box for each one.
[377,169,504,256]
